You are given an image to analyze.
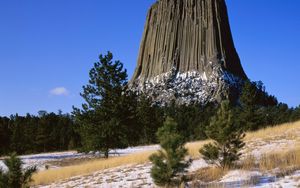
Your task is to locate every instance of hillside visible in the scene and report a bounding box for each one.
[27,121,300,187]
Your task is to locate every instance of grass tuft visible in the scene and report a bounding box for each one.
[193,167,227,183]
[258,148,300,172]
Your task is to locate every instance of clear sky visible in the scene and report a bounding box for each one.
[0,0,299,116]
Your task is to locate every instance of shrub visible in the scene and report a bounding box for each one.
[0,153,37,188]
[149,117,191,187]
[199,101,245,169]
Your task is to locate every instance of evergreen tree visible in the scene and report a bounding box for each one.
[291,105,300,122]
[0,112,79,156]
[35,116,49,152]
[73,52,129,158]
[0,153,36,188]
[163,102,217,142]
[136,94,163,144]
[10,115,27,154]
[0,117,11,155]
[200,101,245,169]
[239,80,278,130]
[149,117,190,187]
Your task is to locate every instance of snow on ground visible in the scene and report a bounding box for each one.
[0,151,88,171]
[245,138,296,158]
[0,145,159,172]
[219,170,262,183]
[36,161,300,188]
[33,126,300,188]
[38,163,153,188]
[4,124,300,187]
[0,160,5,171]
[189,169,300,188]
[251,170,300,188]
[36,158,208,188]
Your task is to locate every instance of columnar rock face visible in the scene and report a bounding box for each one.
[129,0,248,105]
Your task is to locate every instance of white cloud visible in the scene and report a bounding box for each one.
[50,87,69,96]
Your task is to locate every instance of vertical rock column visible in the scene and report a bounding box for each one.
[131,0,247,83]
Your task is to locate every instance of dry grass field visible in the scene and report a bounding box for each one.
[32,150,156,185]
[32,120,300,186]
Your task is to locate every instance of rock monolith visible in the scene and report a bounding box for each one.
[129,0,247,105]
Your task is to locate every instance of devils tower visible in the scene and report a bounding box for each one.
[129,0,248,105]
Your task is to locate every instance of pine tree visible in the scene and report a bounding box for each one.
[73,52,129,158]
[0,117,11,155]
[0,153,36,188]
[149,117,190,187]
[199,101,245,169]
[10,115,27,154]
[136,94,163,144]
[239,80,278,130]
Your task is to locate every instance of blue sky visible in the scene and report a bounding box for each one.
[0,0,299,116]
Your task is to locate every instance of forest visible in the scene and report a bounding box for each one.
[1,52,300,156]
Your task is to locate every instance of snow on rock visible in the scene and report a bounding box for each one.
[129,66,243,106]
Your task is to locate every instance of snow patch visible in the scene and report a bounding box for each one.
[0,145,160,172]
[129,66,243,106]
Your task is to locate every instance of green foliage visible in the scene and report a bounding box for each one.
[0,169,8,188]
[238,80,300,130]
[0,153,37,188]
[240,80,278,107]
[0,117,10,156]
[291,105,300,122]
[199,143,219,163]
[239,80,279,130]
[200,101,245,169]
[164,102,217,141]
[136,94,163,144]
[73,51,131,158]
[1,67,300,158]
[0,113,79,156]
[150,117,190,186]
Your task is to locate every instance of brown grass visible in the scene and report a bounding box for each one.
[258,148,300,172]
[192,148,300,185]
[239,147,300,177]
[245,121,300,141]
[32,120,300,186]
[32,150,156,185]
[240,154,257,171]
[193,167,227,183]
[186,140,211,158]
[32,140,211,186]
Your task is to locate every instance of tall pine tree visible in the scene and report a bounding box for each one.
[73,52,130,158]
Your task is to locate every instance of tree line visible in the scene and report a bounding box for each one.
[71,51,300,158]
[1,52,300,157]
[0,112,80,156]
